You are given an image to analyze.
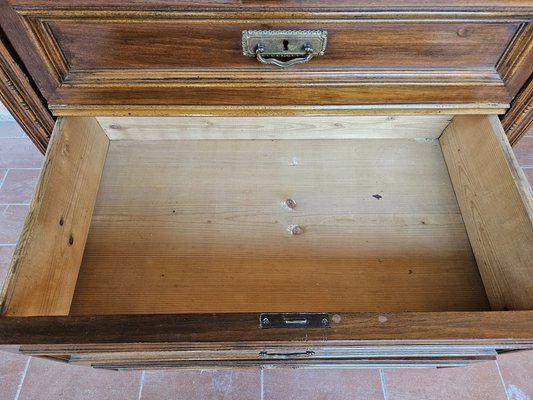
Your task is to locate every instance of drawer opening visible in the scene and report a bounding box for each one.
[2,115,532,317]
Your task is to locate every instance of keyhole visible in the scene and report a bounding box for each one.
[283,40,289,51]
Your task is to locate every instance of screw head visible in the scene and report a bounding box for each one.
[321,318,329,326]
[285,198,297,209]
[262,317,270,325]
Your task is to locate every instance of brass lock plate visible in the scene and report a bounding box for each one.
[242,30,328,58]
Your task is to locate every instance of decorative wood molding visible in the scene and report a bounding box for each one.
[502,76,533,145]
[10,1,533,21]
[496,22,533,97]
[0,30,54,153]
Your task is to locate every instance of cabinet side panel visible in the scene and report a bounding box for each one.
[0,117,109,316]
[440,114,533,310]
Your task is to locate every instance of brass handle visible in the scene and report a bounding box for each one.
[255,43,315,68]
[259,350,316,358]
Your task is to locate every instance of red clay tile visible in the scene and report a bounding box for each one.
[497,350,533,400]
[0,122,26,138]
[0,205,29,244]
[383,361,508,400]
[264,369,384,400]
[0,138,43,169]
[0,169,40,204]
[0,350,30,400]
[18,357,142,400]
[0,246,15,287]
[513,136,533,167]
[141,369,261,400]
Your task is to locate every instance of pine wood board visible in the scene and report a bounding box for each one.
[97,115,453,140]
[70,138,488,314]
[1,117,109,316]
[440,115,533,311]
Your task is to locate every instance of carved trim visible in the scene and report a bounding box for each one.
[502,76,533,145]
[11,7,533,22]
[63,68,503,87]
[18,17,69,84]
[496,22,533,96]
[0,31,54,153]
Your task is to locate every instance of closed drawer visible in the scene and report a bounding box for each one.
[1,113,532,369]
[6,1,533,110]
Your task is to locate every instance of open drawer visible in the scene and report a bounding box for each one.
[1,114,533,369]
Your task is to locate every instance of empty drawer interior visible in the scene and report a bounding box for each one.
[2,114,532,317]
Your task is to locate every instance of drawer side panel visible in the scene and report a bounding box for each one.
[0,117,109,316]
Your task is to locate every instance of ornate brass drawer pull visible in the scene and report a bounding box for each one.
[255,42,314,68]
[242,30,327,68]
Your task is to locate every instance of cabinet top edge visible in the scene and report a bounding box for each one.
[9,1,533,20]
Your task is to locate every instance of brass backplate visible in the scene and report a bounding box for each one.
[242,30,328,57]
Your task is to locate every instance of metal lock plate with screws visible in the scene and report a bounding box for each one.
[242,30,327,68]
[260,313,330,329]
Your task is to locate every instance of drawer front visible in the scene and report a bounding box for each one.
[2,1,532,112]
[1,114,533,369]
[47,22,516,72]
[21,345,499,370]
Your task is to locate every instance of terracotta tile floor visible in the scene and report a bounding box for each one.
[0,111,532,400]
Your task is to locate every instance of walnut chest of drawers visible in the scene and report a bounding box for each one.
[0,0,532,370]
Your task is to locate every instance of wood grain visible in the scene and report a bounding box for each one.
[496,22,533,97]
[440,115,533,311]
[70,137,488,315]
[48,22,517,71]
[1,1,531,113]
[0,117,109,316]
[0,30,54,153]
[2,311,533,345]
[49,85,513,111]
[502,75,533,145]
[10,0,533,15]
[0,0,58,97]
[52,105,510,117]
[97,115,453,140]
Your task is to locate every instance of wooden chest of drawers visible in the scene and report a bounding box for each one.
[0,0,532,370]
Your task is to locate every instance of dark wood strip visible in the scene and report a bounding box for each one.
[2,312,533,345]
[9,0,533,13]
[49,85,512,110]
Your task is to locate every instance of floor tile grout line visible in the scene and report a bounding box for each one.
[496,360,511,400]
[0,244,17,247]
[0,169,8,190]
[2,168,42,171]
[380,369,389,400]
[14,357,31,400]
[0,204,31,206]
[260,367,264,400]
[137,370,146,400]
